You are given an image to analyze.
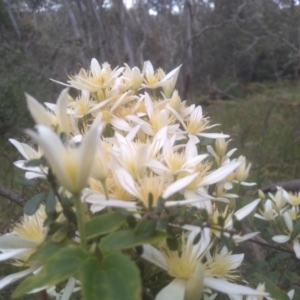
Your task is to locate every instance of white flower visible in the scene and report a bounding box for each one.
[272,212,300,259]
[0,207,47,290]
[26,115,103,194]
[142,229,269,300]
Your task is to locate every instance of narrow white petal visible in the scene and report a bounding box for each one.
[293,240,300,259]
[61,277,76,300]
[142,244,168,270]
[234,199,260,221]
[283,212,293,232]
[0,249,30,261]
[163,173,199,199]
[26,94,52,127]
[201,161,241,186]
[9,139,37,160]
[0,234,38,249]
[0,267,36,289]
[155,278,186,300]
[204,278,269,296]
[199,133,230,139]
[26,126,69,187]
[56,88,69,133]
[272,235,290,243]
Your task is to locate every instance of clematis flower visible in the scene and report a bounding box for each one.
[26,115,103,194]
[142,61,181,90]
[0,207,47,290]
[142,229,269,300]
[272,211,300,259]
[9,138,45,179]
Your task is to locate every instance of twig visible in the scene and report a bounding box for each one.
[248,238,295,255]
[0,183,25,206]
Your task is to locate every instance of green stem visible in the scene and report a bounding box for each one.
[74,193,86,249]
[101,180,110,200]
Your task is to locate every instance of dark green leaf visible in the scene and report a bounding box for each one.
[15,175,37,187]
[135,219,157,237]
[13,246,87,298]
[24,158,46,167]
[52,225,74,243]
[200,209,208,221]
[252,273,290,300]
[99,230,167,253]
[233,219,242,231]
[193,232,201,245]
[45,189,56,216]
[24,192,47,215]
[85,212,126,240]
[217,216,225,227]
[148,193,153,209]
[126,215,137,228]
[222,236,235,251]
[166,237,178,251]
[79,252,141,300]
[285,270,300,284]
[291,218,300,241]
[28,239,70,264]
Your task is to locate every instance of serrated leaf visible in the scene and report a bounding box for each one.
[79,252,141,300]
[24,192,47,215]
[252,273,290,300]
[15,175,37,187]
[13,246,87,298]
[99,230,167,253]
[85,212,126,240]
[291,218,300,241]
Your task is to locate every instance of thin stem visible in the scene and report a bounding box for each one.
[74,193,86,249]
[101,180,109,200]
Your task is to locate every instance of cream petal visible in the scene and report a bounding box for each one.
[0,234,38,250]
[204,278,269,296]
[163,173,199,199]
[272,235,290,243]
[293,240,300,259]
[0,249,29,261]
[199,133,230,139]
[142,244,168,270]
[155,278,186,300]
[9,139,37,160]
[201,161,241,186]
[0,266,36,289]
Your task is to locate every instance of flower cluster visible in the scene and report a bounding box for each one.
[256,187,300,259]
[1,59,287,299]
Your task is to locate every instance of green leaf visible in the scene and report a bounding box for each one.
[85,212,126,240]
[290,218,300,241]
[28,239,69,263]
[24,158,46,167]
[166,237,178,251]
[285,270,300,284]
[252,273,290,300]
[45,189,56,216]
[13,246,87,298]
[99,230,167,253]
[24,192,47,215]
[52,225,74,243]
[15,175,37,187]
[79,252,141,300]
[135,219,157,237]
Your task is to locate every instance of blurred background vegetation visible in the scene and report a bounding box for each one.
[1,0,300,298]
